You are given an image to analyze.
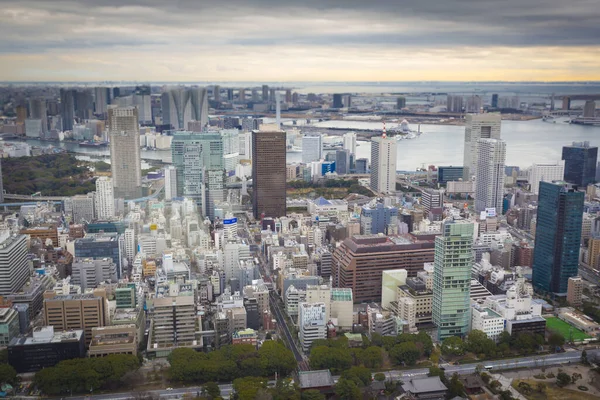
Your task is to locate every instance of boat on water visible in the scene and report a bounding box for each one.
[79,141,109,148]
[391,121,422,140]
[286,145,302,153]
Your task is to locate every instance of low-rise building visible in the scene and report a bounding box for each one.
[0,308,20,346]
[232,328,258,346]
[471,303,505,342]
[401,376,448,400]
[88,324,137,357]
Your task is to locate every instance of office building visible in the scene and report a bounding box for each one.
[75,90,94,120]
[0,160,3,204]
[437,166,464,185]
[60,89,75,131]
[25,119,43,138]
[381,269,408,309]
[71,194,95,223]
[370,132,397,194]
[164,165,177,201]
[29,98,47,135]
[533,182,584,294]
[74,233,123,278]
[94,87,109,115]
[335,149,350,175]
[447,95,463,113]
[432,219,474,340]
[8,326,85,373]
[475,139,506,213]
[161,88,191,130]
[44,291,107,344]
[528,161,565,195]
[0,308,20,346]
[170,132,224,219]
[115,284,136,308]
[421,189,443,213]
[567,276,583,306]
[252,127,286,219]
[470,304,504,342]
[95,177,115,220]
[583,101,596,118]
[332,234,435,303]
[108,106,141,199]
[298,302,327,352]
[397,97,406,109]
[332,94,343,108]
[355,158,368,174]
[491,94,499,108]
[0,233,30,297]
[360,203,398,235]
[343,131,357,155]
[562,141,598,187]
[88,325,137,357]
[261,85,269,102]
[71,258,118,290]
[189,87,209,129]
[302,135,322,163]
[150,296,196,353]
[20,225,59,247]
[463,113,501,180]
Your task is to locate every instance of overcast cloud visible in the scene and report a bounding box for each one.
[0,0,598,81]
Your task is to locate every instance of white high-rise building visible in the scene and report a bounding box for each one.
[164,166,177,201]
[94,87,108,115]
[71,258,118,290]
[108,106,141,200]
[298,302,327,352]
[528,161,565,195]
[370,133,397,194]
[343,131,357,155]
[463,113,501,180]
[302,135,322,163]
[124,228,136,263]
[0,233,30,297]
[475,139,506,213]
[95,177,114,220]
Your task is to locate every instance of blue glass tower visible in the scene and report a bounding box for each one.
[562,141,598,187]
[532,181,584,294]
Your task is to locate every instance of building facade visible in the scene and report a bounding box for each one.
[370,134,397,194]
[562,141,598,187]
[463,113,501,180]
[0,233,30,297]
[108,106,141,199]
[475,138,506,213]
[252,128,287,219]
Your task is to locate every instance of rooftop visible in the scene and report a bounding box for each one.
[298,370,334,389]
[402,376,447,394]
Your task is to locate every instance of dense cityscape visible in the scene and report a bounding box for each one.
[1,1,600,400]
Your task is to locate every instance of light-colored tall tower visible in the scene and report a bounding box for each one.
[370,127,397,194]
[275,91,281,128]
[124,228,136,263]
[463,113,501,180]
[475,138,506,213]
[343,131,357,155]
[302,135,322,163]
[432,219,474,340]
[94,87,108,115]
[161,88,192,130]
[164,165,177,201]
[528,161,565,195]
[108,106,141,199]
[0,233,30,297]
[190,87,208,129]
[95,176,115,220]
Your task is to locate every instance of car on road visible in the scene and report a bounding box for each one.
[166,388,173,391]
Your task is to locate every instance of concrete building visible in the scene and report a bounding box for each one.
[43,291,107,344]
[74,233,123,279]
[370,133,397,194]
[95,177,115,220]
[583,100,596,118]
[94,87,109,115]
[567,276,583,307]
[150,296,196,352]
[0,233,30,297]
[252,127,287,219]
[72,194,95,223]
[60,89,75,131]
[332,234,435,303]
[330,288,353,329]
[475,139,506,213]
[71,258,118,290]
[0,308,20,346]
[299,302,327,352]
[533,182,584,294]
[88,324,137,357]
[302,135,322,163]
[164,165,177,201]
[108,106,141,199]
[437,166,464,185]
[335,149,350,175]
[463,113,502,180]
[528,161,565,195]
[381,269,408,309]
[20,225,59,247]
[8,326,85,373]
[421,189,443,214]
[432,219,474,340]
[343,131,357,155]
[360,203,398,235]
[471,303,504,342]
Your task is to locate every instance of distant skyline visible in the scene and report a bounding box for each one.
[1,0,599,82]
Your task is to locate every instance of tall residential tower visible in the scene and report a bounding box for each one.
[463,113,501,180]
[370,128,397,194]
[252,126,286,219]
[108,106,141,199]
[475,138,506,213]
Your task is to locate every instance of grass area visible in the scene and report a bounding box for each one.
[545,317,591,341]
[512,379,598,400]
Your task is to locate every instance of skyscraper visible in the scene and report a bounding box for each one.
[161,88,191,130]
[262,85,269,102]
[462,113,501,179]
[0,159,3,204]
[60,89,75,131]
[432,219,474,340]
[528,161,565,195]
[0,233,30,297]
[396,97,406,109]
[95,177,115,220]
[74,90,94,120]
[164,165,177,201]
[335,149,350,175]
[583,101,596,118]
[108,106,141,199]
[343,131,357,155]
[213,85,221,102]
[94,87,109,115]
[189,88,209,129]
[332,94,343,108]
[562,141,598,187]
[532,181,584,294]
[170,132,224,219]
[302,135,322,163]
[491,94,499,108]
[447,95,463,113]
[252,126,286,219]
[475,138,506,213]
[370,130,397,194]
[29,99,47,135]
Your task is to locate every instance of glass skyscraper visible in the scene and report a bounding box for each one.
[532,181,584,294]
[562,141,598,187]
[432,219,474,341]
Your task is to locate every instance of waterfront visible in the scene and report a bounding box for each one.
[8,117,600,171]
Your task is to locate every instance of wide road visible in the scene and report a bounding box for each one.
[579,263,600,286]
[73,350,599,400]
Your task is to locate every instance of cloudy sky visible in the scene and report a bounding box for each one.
[1,0,599,82]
